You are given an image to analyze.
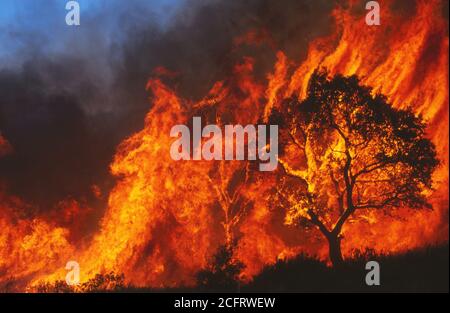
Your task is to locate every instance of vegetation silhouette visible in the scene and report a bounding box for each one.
[18,245,447,293]
[34,272,125,293]
[243,244,448,293]
[196,244,245,292]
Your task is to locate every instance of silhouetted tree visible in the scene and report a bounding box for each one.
[196,244,245,291]
[270,69,438,266]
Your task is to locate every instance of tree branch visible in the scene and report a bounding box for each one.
[307,209,331,236]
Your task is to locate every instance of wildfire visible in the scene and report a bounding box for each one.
[0,0,448,291]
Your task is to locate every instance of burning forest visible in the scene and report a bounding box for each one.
[0,0,448,293]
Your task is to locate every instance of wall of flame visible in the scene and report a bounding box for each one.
[0,0,448,291]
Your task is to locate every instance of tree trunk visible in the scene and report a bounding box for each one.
[306,209,346,267]
[327,232,343,267]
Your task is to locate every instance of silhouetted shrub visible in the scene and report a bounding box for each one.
[196,244,245,292]
[33,271,125,293]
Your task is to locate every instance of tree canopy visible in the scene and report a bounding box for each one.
[270,69,439,265]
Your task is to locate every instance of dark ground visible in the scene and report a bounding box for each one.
[131,244,449,293]
[29,244,448,293]
[242,244,449,293]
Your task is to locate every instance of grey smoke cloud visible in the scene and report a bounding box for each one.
[0,0,334,212]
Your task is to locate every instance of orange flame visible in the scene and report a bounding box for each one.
[0,0,447,291]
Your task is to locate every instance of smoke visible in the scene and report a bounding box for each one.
[0,0,334,214]
[115,0,334,102]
